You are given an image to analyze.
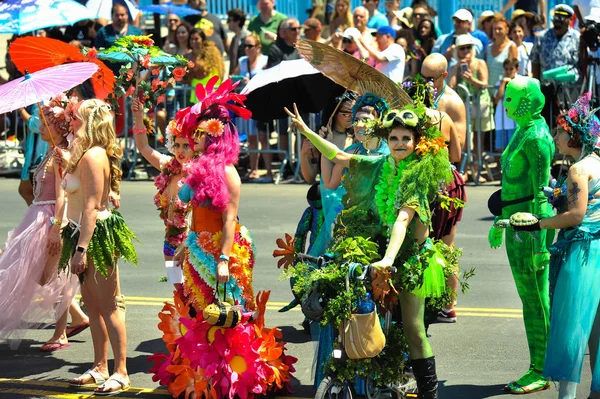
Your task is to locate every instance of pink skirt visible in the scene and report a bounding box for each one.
[0,204,78,348]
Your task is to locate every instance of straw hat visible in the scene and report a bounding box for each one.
[477,10,495,29]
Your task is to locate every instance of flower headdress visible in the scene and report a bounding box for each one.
[175,75,252,140]
[557,92,600,154]
[41,94,79,137]
[351,93,390,121]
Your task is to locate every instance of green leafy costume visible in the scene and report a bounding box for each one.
[488,76,555,393]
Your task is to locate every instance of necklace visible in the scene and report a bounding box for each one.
[374,155,412,236]
[433,82,446,110]
[32,152,52,200]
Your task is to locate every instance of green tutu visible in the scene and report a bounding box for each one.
[59,211,138,278]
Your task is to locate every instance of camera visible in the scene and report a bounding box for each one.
[582,19,600,51]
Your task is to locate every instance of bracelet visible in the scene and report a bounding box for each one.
[219,254,230,262]
[132,126,147,135]
[49,216,62,226]
[76,245,87,253]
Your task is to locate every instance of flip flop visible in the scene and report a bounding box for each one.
[95,374,130,396]
[40,341,71,352]
[68,369,107,388]
[66,321,90,338]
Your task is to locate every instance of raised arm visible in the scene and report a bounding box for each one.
[284,103,352,168]
[131,99,165,170]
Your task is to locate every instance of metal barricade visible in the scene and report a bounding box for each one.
[0,111,26,176]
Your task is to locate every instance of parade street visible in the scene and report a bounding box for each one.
[0,179,594,399]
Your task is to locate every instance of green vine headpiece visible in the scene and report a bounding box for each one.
[400,74,436,108]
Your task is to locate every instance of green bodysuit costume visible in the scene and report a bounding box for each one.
[488,76,555,394]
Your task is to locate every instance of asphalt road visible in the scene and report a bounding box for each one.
[0,178,594,399]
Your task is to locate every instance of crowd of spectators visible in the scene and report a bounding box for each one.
[2,0,594,183]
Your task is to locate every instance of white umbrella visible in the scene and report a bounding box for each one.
[84,0,139,22]
[0,0,96,34]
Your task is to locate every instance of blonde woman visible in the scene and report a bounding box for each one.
[186,28,224,103]
[57,99,137,395]
[328,0,353,37]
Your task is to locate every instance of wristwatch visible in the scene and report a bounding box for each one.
[76,246,87,253]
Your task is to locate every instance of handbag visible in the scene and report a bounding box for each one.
[301,285,325,322]
[202,283,243,328]
[338,268,385,360]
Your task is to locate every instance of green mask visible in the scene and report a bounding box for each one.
[504,76,545,125]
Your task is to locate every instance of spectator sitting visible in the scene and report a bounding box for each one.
[94,4,143,73]
[509,21,533,76]
[248,0,288,56]
[183,0,227,54]
[227,8,250,76]
[359,26,406,83]
[511,9,536,43]
[341,28,369,59]
[186,28,224,103]
[162,14,181,53]
[363,0,389,29]
[328,0,353,38]
[493,57,519,152]
[478,10,495,44]
[64,19,102,48]
[302,18,326,43]
[485,14,518,94]
[431,9,483,69]
[233,33,272,183]
[531,4,580,125]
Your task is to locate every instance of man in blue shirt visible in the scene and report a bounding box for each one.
[363,0,389,29]
[431,9,483,69]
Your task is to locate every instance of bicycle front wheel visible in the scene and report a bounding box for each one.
[315,376,355,399]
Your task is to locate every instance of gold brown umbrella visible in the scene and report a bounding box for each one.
[296,39,413,109]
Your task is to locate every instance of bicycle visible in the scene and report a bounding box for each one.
[295,254,418,399]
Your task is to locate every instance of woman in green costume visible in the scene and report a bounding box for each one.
[487,76,555,394]
[285,101,454,399]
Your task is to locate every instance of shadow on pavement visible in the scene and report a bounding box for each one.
[439,381,508,398]
[0,339,76,377]
[279,325,312,344]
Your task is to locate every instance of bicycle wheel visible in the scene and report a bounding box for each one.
[315,376,354,399]
[365,376,382,399]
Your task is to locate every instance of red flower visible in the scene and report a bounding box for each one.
[172,67,187,82]
[125,69,134,81]
[152,78,162,91]
[187,61,195,69]
[140,54,152,69]
[87,47,98,59]
[157,94,166,104]
[152,69,160,76]
[125,85,136,97]
[162,81,169,89]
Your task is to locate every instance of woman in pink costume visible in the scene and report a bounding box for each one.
[0,98,78,350]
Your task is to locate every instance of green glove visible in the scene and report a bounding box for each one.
[533,252,550,271]
[488,225,504,249]
[302,131,340,160]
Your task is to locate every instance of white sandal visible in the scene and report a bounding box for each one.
[68,368,107,388]
[94,374,131,396]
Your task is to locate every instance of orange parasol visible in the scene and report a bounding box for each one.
[9,36,115,100]
[296,39,413,109]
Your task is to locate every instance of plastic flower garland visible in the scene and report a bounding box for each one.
[154,157,190,249]
[150,289,297,399]
[93,35,192,112]
[165,119,185,153]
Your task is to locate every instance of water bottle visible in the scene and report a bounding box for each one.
[357,293,375,314]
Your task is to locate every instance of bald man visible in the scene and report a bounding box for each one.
[421,53,467,323]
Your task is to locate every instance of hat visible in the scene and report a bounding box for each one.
[371,25,397,39]
[553,4,575,16]
[452,9,473,23]
[455,34,476,48]
[477,10,495,28]
[392,10,413,28]
[302,18,322,30]
[511,9,535,21]
[342,27,361,40]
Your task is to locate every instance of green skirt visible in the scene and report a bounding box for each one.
[59,211,138,279]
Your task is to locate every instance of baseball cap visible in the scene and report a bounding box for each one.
[302,18,322,30]
[554,4,574,16]
[371,25,397,39]
[342,27,361,40]
[453,9,473,22]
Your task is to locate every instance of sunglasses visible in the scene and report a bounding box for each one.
[422,74,442,82]
[287,27,301,31]
[458,45,473,51]
[339,111,352,116]
[342,38,353,44]
[383,109,418,128]
[168,19,179,23]
[413,13,428,18]
[244,44,256,48]
[553,14,570,21]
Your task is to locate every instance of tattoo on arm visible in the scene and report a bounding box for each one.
[568,182,581,205]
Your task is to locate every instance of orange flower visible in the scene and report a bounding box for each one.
[151,68,160,76]
[272,233,296,269]
[204,118,224,137]
[168,120,183,137]
[166,359,216,399]
[151,78,162,91]
[139,54,152,69]
[187,61,195,69]
[415,136,447,156]
[86,47,98,59]
[172,66,187,82]
[157,290,191,352]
